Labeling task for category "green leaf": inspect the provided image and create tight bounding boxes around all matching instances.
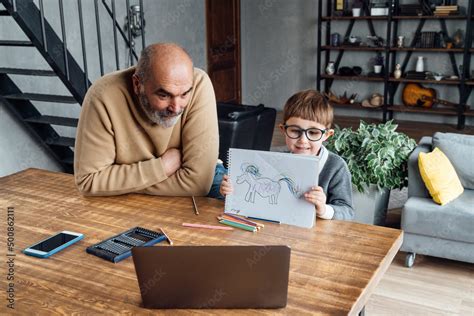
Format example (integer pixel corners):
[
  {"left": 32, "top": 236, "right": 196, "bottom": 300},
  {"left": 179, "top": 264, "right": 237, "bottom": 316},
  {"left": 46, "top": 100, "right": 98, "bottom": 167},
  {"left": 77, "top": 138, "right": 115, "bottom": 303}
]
[{"left": 326, "top": 120, "right": 416, "bottom": 190}]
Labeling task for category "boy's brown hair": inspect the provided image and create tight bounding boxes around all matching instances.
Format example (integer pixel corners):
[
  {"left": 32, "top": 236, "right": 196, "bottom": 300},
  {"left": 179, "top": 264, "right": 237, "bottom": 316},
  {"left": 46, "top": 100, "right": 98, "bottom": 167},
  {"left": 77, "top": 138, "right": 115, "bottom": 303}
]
[{"left": 283, "top": 89, "right": 333, "bottom": 128}]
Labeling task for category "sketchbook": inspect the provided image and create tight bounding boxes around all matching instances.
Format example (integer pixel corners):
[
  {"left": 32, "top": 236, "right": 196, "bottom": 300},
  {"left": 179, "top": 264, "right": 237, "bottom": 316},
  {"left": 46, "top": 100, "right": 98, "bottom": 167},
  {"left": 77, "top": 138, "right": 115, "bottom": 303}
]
[{"left": 224, "top": 148, "right": 319, "bottom": 228}]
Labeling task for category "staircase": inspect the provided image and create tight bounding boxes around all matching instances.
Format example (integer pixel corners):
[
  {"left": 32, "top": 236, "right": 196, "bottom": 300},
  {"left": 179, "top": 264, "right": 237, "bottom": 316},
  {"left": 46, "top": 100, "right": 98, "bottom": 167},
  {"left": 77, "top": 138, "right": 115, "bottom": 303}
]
[{"left": 0, "top": 0, "right": 144, "bottom": 173}]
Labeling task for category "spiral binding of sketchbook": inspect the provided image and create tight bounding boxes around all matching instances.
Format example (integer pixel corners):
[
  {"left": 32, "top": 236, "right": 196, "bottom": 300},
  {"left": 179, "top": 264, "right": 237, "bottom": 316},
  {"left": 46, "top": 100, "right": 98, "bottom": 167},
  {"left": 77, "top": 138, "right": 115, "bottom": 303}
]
[{"left": 224, "top": 148, "right": 319, "bottom": 228}]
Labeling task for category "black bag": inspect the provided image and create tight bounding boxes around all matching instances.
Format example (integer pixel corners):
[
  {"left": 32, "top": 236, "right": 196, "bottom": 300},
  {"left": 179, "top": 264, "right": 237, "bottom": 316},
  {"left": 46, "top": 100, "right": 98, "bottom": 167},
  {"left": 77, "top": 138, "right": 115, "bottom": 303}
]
[{"left": 217, "top": 102, "right": 276, "bottom": 168}]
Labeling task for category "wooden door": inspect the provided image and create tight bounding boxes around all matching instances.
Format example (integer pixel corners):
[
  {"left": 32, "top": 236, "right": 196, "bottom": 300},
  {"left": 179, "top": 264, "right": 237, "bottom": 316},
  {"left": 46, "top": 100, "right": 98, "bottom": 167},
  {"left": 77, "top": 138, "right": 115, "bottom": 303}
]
[{"left": 206, "top": 0, "right": 241, "bottom": 103}]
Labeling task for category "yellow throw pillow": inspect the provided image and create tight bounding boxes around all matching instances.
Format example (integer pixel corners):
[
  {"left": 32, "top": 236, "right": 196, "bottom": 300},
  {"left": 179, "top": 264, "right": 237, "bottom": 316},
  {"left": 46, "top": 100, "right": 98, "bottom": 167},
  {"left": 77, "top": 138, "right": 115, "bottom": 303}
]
[{"left": 418, "top": 147, "right": 464, "bottom": 205}]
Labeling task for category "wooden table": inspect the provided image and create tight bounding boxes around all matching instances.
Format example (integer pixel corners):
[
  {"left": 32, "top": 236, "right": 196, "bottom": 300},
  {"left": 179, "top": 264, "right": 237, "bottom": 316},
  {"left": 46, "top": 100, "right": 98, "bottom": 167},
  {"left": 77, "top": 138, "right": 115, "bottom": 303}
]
[{"left": 0, "top": 169, "right": 402, "bottom": 315}]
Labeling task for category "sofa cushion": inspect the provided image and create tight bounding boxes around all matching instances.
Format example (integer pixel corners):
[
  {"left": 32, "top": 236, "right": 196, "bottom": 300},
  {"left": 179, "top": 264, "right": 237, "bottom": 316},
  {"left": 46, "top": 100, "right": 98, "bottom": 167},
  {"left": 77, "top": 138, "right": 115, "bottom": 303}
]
[
  {"left": 402, "top": 189, "right": 474, "bottom": 243},
  {"left": 433, "top": 132, "right": 474, "bottom": 190},
  {"left": 418, "top": 147, "right": 464, "bottom": 205}
]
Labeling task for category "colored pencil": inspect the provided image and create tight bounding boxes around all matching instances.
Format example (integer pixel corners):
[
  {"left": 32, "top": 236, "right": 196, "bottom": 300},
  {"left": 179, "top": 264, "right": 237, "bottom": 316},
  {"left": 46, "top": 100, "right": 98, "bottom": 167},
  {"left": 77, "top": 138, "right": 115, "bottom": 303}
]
[
  {"left": 182, "top": 222, "right": 233, "bottom": 231},
  {"left": 218, "top": 219, "right": 257, "bottom": 232},
  {"left": 222, "top": 213, "right": 264, "bottom": 228},
  {"left": 159, "top": 228, "right": 174, "bottom": 245},
  {"left": 191, "top": 196, "right": 199, "bottom": 215},
  {"left": 219, "top": 215, "right": 262, "bottom": 231},
  {"left": 246, "top": 216, "right": 281, "bottom": 224},
  {"left": 217, "top": 216, "right": 260, "bottom": 230}
]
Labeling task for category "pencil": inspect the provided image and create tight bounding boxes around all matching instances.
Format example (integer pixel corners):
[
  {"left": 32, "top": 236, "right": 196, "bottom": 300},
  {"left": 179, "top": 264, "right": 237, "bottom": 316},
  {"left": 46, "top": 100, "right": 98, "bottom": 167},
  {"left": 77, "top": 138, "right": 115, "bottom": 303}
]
[
  {"left": 159, "top": 228, "right": 173, "bottom": 245},
  {"left": 192, "top": 196, "right": 199, "bottom": 215},
  {"left": 246, "top": 216, "right": 281, "bottom": 224},
  {"left": 222, "top": 213, "right": 264, "bottom": 228},
  {"left": 220, "top": 215, "right": 261, "bottom": 230},
  {"left": 218, "top": 219, "right": 257, "bottom": 232},
  {"left": 217, "top": 216, "right": 260, "bottom": 230}
]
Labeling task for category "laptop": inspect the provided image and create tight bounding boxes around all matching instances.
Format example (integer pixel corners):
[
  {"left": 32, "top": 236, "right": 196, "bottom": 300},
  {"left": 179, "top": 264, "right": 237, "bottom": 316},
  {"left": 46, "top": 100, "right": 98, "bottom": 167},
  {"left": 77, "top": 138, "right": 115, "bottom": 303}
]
[{"left": 132, "top": 245, "right": 291, "bottom": 309}]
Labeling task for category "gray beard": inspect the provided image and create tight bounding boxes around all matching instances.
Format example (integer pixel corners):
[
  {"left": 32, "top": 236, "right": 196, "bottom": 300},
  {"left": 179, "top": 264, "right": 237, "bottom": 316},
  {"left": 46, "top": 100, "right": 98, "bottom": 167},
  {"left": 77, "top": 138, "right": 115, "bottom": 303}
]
[{"left": 138, "top": 93, "right": 182, "bottom": 128}]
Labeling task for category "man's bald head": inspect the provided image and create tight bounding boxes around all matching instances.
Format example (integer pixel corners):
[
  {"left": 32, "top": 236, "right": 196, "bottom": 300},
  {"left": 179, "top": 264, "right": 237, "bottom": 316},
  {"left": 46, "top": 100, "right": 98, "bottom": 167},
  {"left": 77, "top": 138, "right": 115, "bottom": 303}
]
[
  {"left": 135, "top": 43, "right": 193, "bottom": 83},
  {"left": 132, "top": 43, "right": 195, "bottom": 127}
]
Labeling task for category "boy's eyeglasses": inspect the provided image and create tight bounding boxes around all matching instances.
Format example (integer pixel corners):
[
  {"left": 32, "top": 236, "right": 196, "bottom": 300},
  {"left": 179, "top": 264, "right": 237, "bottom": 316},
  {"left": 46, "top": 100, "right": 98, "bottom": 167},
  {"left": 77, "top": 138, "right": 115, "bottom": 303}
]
[{"left": 283, "top": 125, "right": 326, "bottom": 142}]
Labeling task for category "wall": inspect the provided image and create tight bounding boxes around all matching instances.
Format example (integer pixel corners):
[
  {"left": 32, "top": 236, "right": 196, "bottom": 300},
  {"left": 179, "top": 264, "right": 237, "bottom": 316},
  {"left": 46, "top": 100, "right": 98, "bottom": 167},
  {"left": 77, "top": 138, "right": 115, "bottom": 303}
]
[
  {"left": 0, "top": 0, "right": 206, "bottom": 176},
  {"left": 241, "top": 0, "right": 317, "bottom": 110}
]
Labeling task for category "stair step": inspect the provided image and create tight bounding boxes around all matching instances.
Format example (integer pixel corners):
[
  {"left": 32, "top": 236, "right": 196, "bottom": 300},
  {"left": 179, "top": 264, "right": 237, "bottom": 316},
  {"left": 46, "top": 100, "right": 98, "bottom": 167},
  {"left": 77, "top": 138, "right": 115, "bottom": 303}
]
[
  {"left": 0, "top": 67, "right": 56, "bottom": 76},
  {"left": 45, "top": 136, "right": 75, "bottom": 147},
  {"left": 4, "top": 93, "right": 76, "bottom": 103},
  {"left": 0, "top": 10, "right": 10, "bottom": 16},
  {"left": 24, "top": 115, "right": 78, "bottom": 127},
  {"left": 0, "top": 40, "right": 34, "bottom": 46}
]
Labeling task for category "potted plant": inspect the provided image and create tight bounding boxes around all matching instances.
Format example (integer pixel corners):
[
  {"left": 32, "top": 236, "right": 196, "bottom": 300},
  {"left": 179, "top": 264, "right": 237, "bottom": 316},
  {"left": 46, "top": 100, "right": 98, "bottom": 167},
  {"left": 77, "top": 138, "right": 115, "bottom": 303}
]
[
  {"left": 372, "top": 53, "right": 384, "bottom": 74},
  {"left": 352, "top": 0, "right": 363, "bottom": 16},
  {"left": 325, "top": 120, "right": 417, "bottom": 225}
]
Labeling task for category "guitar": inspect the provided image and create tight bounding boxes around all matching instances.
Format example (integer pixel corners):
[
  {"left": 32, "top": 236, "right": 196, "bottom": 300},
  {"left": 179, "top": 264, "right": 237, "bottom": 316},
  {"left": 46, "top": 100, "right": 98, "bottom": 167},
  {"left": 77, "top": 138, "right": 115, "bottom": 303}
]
[{"left": 402, "top": 83, "right": 457, "bottom": 108}]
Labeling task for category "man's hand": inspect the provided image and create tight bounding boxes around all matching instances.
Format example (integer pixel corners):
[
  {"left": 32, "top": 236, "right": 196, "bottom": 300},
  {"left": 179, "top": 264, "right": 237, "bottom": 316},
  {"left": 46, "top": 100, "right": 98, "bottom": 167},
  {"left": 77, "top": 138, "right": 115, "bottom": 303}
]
[
  {"left": 161, "top": 148, "right": 182, "bottom": 177},
  {"left": 304, "top": 186, "right": 327, "bottom": 216}
]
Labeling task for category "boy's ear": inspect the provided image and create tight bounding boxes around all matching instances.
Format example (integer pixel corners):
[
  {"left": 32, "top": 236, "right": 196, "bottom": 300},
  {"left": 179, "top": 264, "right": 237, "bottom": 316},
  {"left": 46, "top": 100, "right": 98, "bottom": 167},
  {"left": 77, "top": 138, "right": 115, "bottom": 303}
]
[
  {"left": 278, "top": 123, "right": 285, "bottom": 133},
  {"left": 325, "top": 129, "right": 335, "bottom": 139}
]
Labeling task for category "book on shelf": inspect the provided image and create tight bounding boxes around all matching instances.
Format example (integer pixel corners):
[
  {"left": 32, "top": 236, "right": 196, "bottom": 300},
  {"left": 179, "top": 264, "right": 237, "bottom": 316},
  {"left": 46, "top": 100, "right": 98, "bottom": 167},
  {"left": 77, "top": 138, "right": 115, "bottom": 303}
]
[
  {"left": 405, "top": 71, "right": 428, "bottom": 80},
  {"left": 435, "top": 6, "right": 458, "bottom": 10},
  {"left": 433, "top": 5, "right": 459, "bottom": 16}
]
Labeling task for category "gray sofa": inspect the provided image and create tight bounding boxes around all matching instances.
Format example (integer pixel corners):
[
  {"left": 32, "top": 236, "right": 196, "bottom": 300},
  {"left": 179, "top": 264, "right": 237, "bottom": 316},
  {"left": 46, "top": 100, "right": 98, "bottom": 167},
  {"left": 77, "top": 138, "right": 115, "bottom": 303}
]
[{"left": 401, "top": 132, "right": 474, "bottom": 267}]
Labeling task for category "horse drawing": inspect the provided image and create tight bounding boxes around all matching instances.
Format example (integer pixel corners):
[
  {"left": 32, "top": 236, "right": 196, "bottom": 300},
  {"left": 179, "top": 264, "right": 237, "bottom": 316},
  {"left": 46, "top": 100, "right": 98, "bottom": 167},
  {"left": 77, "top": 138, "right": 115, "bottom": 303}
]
[{"left": 236, "top": 163, "right": 300, "bottom": 204}]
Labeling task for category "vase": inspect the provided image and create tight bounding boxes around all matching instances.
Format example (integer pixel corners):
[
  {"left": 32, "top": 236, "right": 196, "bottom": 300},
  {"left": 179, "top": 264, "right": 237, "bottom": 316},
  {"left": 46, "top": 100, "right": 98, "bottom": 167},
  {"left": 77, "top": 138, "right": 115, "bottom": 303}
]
[
  {"left": 416, "top": 56, "right": 424, "bottom": 72},
  {"left": 326, "top": 61, "right": 335, "bottom": 75},
  {"left": 330, "top": 33, "right": 340, "bottom": 47},
  {"left": 394, "top": 63, "right": 402, "bottom": 79},
  {"left": 397, "top": 36, "right": 404, "bottom": 48}
]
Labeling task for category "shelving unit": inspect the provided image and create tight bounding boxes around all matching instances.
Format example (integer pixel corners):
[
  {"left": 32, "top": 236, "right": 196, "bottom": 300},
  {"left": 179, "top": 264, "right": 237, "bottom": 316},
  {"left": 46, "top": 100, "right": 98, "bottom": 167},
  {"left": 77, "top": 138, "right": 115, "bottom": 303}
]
[{"left": 316, "top": 0, "right": 473, "bottom": 129}]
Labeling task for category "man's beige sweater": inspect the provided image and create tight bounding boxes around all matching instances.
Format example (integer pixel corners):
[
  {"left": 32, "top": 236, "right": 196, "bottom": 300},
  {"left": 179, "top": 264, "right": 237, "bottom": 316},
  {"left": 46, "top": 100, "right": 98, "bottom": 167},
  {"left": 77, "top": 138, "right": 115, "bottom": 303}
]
[{"left": 74, "top": 67, "right": 218, "bottom": 196}]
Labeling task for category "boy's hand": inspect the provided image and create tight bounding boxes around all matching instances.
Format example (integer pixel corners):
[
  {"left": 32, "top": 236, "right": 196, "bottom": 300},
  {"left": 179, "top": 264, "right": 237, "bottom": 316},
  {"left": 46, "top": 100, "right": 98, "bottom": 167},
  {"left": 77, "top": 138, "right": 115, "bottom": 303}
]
[
  {"left": 304, "top": 186, "right": 327, "bottom": 216},
  {"left": 219, "top": 175, "right": 234, "bottom": 196}
]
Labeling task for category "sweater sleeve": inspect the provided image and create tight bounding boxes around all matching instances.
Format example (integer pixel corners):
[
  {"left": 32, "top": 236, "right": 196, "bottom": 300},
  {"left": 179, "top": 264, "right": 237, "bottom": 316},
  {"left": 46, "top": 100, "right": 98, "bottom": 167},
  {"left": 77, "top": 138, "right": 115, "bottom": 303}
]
[
  {"left": 139, "top": 71, "right": 219, "bottom": 196},
  {"left": 74, "top": 70, "right": 218, "bottom": 197},
  {"left": 74, "top": 84, "right": 168, "bottom": 196},
  {"left": 327, "top": 162, "right": 354, "bottom": 220}
]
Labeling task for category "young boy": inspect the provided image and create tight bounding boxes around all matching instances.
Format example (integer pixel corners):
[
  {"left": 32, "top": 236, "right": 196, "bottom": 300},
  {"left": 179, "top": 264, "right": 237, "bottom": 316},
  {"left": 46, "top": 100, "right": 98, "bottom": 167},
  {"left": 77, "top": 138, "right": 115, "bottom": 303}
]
[{"left": 219, "top": 89, "right": 354, "bottom": 220}]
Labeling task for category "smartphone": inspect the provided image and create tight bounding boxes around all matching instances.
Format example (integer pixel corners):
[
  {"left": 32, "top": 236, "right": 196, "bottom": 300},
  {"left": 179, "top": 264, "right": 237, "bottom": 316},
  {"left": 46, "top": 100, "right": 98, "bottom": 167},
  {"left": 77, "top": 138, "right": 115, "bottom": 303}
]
[{"left": 23, "top": 231, "right": 84, "bottom": 258}]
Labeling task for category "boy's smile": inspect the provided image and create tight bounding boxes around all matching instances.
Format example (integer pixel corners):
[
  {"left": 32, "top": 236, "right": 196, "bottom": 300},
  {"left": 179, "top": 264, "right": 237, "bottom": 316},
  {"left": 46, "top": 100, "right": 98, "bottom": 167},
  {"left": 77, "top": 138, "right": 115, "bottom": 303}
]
[{"left": 280, "top": 117, "right": 333, "bottom": 156}]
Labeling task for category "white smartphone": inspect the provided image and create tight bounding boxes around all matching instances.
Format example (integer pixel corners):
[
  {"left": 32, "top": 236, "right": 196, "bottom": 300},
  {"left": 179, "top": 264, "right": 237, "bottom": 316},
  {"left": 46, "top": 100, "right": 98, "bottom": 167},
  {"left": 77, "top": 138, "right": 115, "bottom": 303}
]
[{"left": 23, "top": 231, "right": 84, "bottom": 258}]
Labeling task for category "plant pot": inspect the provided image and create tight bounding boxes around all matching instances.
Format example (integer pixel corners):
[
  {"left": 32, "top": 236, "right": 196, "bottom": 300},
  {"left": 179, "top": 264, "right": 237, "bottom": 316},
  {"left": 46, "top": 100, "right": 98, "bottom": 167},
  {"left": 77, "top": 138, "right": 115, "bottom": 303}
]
[
  {"left": 374, "top": 65, "right": 383, "bottom": 74},
  {"left": 352, "top": 184, "right": 390, "bottom": 226}
]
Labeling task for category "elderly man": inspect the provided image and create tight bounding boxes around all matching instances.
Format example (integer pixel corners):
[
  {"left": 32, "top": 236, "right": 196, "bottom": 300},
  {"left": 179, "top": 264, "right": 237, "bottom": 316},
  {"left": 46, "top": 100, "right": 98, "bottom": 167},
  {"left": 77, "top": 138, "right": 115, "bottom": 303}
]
[{"left": 74, "top": 43, "right": 219, "bottom": 196}]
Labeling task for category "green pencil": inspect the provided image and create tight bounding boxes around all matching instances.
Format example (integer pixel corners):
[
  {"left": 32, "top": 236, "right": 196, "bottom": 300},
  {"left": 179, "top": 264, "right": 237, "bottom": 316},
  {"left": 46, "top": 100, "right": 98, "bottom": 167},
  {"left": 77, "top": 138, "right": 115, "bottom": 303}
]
[{"left": 219, "top": 219, "right": 257, "bottom": 232}]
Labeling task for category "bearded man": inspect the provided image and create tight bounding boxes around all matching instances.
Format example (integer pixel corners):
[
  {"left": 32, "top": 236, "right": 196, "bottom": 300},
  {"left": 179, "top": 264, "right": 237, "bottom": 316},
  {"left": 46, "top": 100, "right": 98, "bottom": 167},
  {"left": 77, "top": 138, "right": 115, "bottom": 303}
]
[{"left": 74, "top": 43, "right": 219, "bottom": 196}]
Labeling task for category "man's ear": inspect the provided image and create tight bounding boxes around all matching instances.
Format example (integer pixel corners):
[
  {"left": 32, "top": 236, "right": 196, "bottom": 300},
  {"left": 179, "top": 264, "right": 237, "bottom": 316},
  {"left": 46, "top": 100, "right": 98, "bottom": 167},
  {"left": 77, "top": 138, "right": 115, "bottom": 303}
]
[{"left": 132, "top": 74, "right": 141, "bottom": 95}]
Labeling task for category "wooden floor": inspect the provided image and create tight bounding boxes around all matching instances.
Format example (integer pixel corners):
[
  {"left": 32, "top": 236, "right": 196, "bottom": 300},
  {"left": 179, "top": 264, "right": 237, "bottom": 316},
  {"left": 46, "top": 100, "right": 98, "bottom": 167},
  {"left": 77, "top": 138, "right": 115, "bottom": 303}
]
[
  {"left": 366, "top": 252, "right": 474, "bottom": 315},
  {"left": 271, "top": 114, "right": 474, "bottom": 315}
]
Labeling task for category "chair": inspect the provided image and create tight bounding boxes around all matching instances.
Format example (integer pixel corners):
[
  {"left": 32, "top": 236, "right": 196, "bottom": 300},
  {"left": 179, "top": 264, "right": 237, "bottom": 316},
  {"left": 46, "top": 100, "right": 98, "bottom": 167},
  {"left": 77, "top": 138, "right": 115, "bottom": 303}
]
[{"left": 401, "top": 133, "right": 474, "bottom": 267}]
